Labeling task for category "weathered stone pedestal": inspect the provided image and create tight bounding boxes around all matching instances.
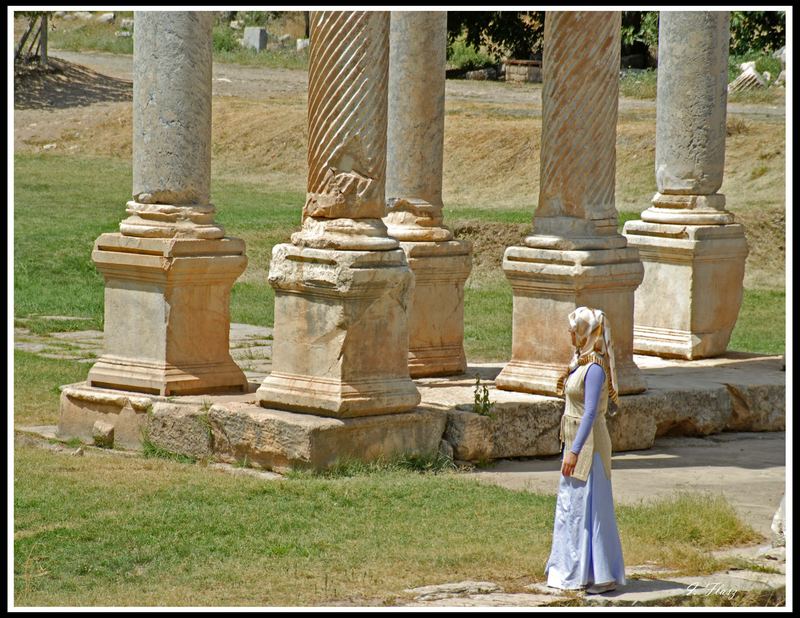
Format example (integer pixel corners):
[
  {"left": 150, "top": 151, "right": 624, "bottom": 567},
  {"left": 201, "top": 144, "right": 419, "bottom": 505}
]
[
  {"left": 256, "top": 243, "right": 421, "bottom": 417},
  {"left": 86, "top": 233, "right": 248, "bottom": 396},
  {"left": 623, "top": 12, "right": 748, "bottom": 360},
  {"left": 399, "top": 240, "right": 472, "bottom": 377},
  {"left": 624, "top": 221, "right": 748, "bottom": 359},
  {"left": 495, "top": 242, "right": 646, "bottom": 395}
]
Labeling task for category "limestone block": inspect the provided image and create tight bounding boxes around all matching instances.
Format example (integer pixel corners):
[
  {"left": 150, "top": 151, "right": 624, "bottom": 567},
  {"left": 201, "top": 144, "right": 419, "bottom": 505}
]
[
  {"left": 464, "top": 68, "right": 497, "bottom": 80},
  {"left": 617, "top": 385, "right": 732, "bottom": 443},
  {"left": 257, "top": 244, "right": 420, "bottom": 417},
  {"left": 406, "top": 581, "right": 502, "bottom": 602},
  {"left": 207, "top": 402, "right": 446, "bottom": 472},
  {"left": 401, "top": 240, "right": 472, "bottom": 377},
  {"left": 656, "top": 12, "right": 729, "bottom": 195},
  {"left": 92, "top": 420, "right": 115, "bottom": 448},
  {"left": 438, "top": 439, "right": 454, "bottom": 460},
  {"left": 242, "top": 27, "right": 267, "bottom": 51},
  {"left": 145, "top": 403, "right": 214, "bottom": 459},
  {"left": 58, "top": 383, "right": 152, "bottom": 449},
  {"left": 87, "top": 234, "right": 249, "bottom": 395},
  {"left": 444, "top": 399, "right": 563, "bottom": 461},
  {"left": 503, "top": 60, "right": 542, "bottom": 83},
  {"left": 495, "top": 243, "right": 646, "bottom": 396},
  {"left": 623, "top": 221, "right": 748, "bottom": 359},
  {"left": 97, "top": 12, "right": 115, "bottom": 24},
  {"left": 726, "top": 383, "right": 785, "bottom": 432}
]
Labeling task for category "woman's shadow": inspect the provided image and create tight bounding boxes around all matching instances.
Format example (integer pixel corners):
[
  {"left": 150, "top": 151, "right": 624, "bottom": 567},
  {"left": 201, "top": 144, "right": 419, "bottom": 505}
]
[{"left": 14, "top": 57, "right": 132, "bottom": 110}]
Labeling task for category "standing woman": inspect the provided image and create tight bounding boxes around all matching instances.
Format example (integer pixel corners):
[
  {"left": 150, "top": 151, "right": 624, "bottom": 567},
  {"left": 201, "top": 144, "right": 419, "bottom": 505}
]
[{"left": 544, "top": 306, "right": 626, "bottom": 594}]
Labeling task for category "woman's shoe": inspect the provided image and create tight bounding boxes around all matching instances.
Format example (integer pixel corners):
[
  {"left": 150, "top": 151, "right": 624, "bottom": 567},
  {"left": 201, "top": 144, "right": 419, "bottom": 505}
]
[{"left": 586, "top": 581, "right": 617, "bottom": 594}]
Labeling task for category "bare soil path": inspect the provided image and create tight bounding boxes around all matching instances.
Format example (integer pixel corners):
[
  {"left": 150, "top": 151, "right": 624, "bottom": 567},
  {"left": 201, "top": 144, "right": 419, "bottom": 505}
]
[{"left": 40, "top": 49, "right": 787, "bottom": 119}]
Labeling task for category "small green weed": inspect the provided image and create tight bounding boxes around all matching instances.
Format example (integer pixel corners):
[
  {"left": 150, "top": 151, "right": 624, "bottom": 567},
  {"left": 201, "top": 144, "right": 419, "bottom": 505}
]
[{"left": 473, "top": 374, "right": 495, "bottom": 418}]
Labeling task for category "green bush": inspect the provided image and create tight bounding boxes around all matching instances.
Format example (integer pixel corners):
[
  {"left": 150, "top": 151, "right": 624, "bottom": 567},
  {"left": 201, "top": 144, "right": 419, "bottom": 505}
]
[
  {"left": 212, "top": 25, "right": 239, "bottom": 53},
  {"left": 447, "top": 38, "right": 496, "bottom": 72}
]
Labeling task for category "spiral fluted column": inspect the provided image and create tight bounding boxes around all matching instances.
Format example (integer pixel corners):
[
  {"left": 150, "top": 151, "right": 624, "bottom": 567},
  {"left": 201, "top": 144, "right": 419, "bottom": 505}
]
[
  {"left": 258, "top": 10, "right": 420, "bottom": 417},
  {"left": 496, "top": 11, "right": 646, "bottom": 397},
  {"left": 532, "top": 12, "right": 620, "bottom": 244},
  {"left": 292, "top": 11, "right": 396, "bottom": 251}
]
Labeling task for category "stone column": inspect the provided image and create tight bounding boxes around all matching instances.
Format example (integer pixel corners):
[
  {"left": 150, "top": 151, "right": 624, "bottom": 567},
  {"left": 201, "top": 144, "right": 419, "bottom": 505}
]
[
  {"left": 86, "top": 11, "right": 248, "bottom": 395},
  {"left": 623, "top": 12, "right": 748, "bottom": 359},
  {"left": 496, "top": 11, "right": 646, "bottom": 396},
  {"left": 256, "top": 11, "right": 421, "bottom": 417},
  {"left": 384, "top": 11, "right": 472, "bottom": 378}
]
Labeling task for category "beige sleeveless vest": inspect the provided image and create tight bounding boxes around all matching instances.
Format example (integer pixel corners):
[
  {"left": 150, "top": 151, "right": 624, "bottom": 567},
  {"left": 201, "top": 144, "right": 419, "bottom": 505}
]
[{"left": 559, "top": 362, "right": 613, "bottom": 482}]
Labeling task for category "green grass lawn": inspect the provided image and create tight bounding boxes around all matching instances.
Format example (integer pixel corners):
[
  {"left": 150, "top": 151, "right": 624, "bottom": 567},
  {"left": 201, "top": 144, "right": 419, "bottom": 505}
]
[
  {"left": 13, "top": 443, "right": 759, "bottom": 606},
  {"left": 14, "top": 154, "right": 785, "bottom": 360}
]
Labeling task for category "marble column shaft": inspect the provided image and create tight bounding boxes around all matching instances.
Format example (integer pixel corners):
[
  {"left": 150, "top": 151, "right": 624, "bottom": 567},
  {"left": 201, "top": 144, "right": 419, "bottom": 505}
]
[
  {"left": 258, "top": 11, "right": 420, "bottom": 416},
  {"left": 496, "top": 11, "right": 646, "bottom": 396},
  {"left": 122, "top": 11, "right": 224, "bottom": 239},
  {"left": 86, "top": 11, "right": 247, "bottom": 396},
  {"left": 623, "top": 11, "right": 749, "bottom": 359},
  {"left": 384, "top": 11, "right": 472, "bottom": 377},
  {"left": 292, "top": 11, "right": 397, "bottom": 251}
]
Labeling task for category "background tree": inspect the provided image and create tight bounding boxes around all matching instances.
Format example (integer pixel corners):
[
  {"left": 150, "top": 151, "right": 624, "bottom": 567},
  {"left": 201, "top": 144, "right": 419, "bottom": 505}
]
[
  {"left": 15, "top": 11, "right": 49, "bottom": 66},
  {"left": 447, "top": 11, "right": 544, "bottom": 60},
  {"left": 729, "top": 11, "right": 785, "bottom": 54},
  {"left": 447, "top": 10, "right": 785, "bottom": 66}
]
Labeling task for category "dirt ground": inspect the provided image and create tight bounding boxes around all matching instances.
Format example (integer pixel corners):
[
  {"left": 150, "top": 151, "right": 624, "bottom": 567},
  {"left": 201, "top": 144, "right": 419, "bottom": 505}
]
[{"left": 13, "top": 49, "right": 787, "bottom": 289}]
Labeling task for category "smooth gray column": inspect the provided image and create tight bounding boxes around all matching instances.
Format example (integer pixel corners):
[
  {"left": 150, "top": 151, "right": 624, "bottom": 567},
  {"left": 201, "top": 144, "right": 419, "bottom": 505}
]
[
  {"left": 386, "top": 11, "right": 446, "bottom": 212},
  {"left": 655, "top": 11, "right": 730, "bottom": 197},
  {"left": 123, "top": 11, "right": 222, "bottom": 238}
]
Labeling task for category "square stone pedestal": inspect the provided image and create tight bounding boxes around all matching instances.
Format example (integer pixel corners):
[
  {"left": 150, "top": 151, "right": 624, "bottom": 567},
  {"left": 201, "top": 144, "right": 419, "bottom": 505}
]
[
  {"left": 495, "top": 244, "right": 647, "bottom": 396},
  {"left": 401, "top": 240, "right": 472, "bottom": 378},
  {"left": 257, "top": 244, "right": 421, "bottom": 417},
  {"left": 623, "top": 221, "right": 749, "bottom": 359},
  {"left": 87, "top": 233, "right": 249, "bottom": 396}
]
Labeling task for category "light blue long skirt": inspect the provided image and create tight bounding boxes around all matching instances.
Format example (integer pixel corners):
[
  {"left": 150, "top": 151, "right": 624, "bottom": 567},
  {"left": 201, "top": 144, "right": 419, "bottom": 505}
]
[{"left": 544, "top": 451, "right": 626, "bottom": 590}]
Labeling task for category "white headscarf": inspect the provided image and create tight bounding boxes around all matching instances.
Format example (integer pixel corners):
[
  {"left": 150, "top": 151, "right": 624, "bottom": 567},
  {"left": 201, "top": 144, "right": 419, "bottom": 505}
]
[{"left": 563, "top": 306, "right": 619, "bottom": 410}]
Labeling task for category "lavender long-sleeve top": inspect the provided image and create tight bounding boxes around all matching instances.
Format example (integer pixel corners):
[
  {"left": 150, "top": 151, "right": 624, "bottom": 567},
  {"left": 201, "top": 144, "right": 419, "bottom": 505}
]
[{"left": 569, "top": 363, "right": 606, "bottom": 455}]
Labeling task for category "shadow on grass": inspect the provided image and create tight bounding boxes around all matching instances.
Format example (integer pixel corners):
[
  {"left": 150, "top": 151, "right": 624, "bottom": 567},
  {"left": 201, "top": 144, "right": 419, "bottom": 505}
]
[{"left": 14, "top": 57, "right": 131, "bottom": 110}]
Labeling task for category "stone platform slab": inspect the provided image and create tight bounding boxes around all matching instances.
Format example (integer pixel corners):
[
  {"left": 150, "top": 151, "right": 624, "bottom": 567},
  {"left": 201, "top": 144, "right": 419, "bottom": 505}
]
[
  {"left": 54, "top": 352, "right": 783, "bottom": 473},
  {"left": 57, "top": 380, "right": 446, "bottom": 473},
  {"left": 418, "top": 353, "right": 784, "bottom": 461}
]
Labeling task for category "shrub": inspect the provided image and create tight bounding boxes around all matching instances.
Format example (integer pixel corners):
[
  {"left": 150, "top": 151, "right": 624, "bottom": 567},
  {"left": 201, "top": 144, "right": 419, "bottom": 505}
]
[
  {"left": 447, "top": 38, "right": 496, "bottom": 72},
  {"left": 212, "top": 25, "right": 239, "bottom": 53}
]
